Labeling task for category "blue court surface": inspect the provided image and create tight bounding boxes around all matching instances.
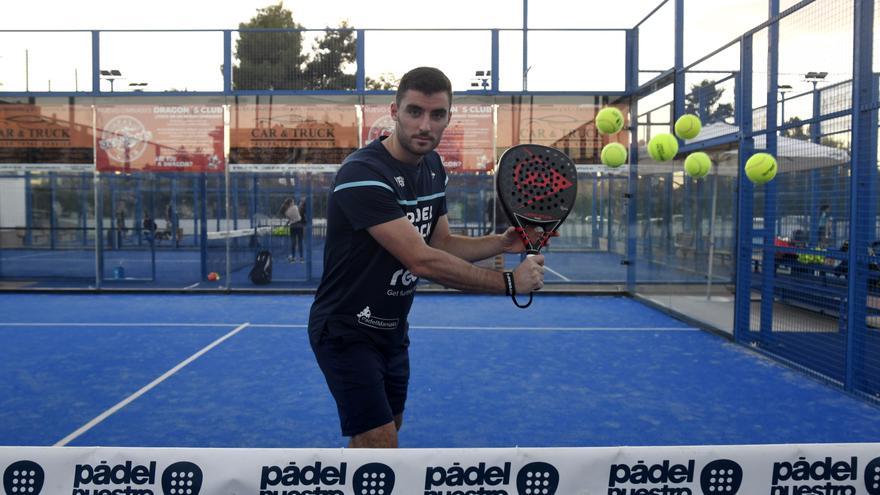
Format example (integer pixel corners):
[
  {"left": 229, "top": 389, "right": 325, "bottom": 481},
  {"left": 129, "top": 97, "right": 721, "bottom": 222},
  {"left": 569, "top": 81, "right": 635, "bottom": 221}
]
[{"left": 1, "top": 293, "right": 878, "bottom": 448}]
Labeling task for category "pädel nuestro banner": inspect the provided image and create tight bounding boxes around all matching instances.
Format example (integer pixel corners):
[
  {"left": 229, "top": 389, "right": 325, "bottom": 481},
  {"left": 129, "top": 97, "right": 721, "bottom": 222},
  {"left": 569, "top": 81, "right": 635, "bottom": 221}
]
[
  {"left": 0, "top": 103, "right": 94, "bottom": 167},
  {"left": 362, "top": 103, "right": 494, "bottom": 173},
  {"left": 95, "top": 105, "right": 225, "bottom": 173},
  {"left": 2, "top": 443, "right": 879, "bottom": 494}
]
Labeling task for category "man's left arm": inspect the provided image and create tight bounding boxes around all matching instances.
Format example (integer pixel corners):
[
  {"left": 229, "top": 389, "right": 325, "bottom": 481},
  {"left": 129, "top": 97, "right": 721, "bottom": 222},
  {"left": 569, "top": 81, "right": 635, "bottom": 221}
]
[{"left": 429, "top": 215, "right": 525, "bottom": 261}]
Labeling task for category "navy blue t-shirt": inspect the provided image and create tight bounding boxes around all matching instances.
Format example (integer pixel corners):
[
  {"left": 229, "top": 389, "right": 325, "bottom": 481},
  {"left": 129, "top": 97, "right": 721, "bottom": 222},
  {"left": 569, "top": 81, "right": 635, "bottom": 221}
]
[{"left": 308, "top": 137, "right": 448, "bottom": 349}]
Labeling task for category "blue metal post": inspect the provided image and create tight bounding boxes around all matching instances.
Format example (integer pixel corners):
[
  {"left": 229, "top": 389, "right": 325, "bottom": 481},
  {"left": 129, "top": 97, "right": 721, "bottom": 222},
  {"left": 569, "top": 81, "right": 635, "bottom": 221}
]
[
  {"left": 625, "top": 25, "right": 640, "bottom": 290},
  {"left": 808, "top": 87, "right": 822, "bottom": 245},
  {"left": 734, "top": 36, "right": 755, "bottom": 344},
  {"left": 673, "top": 0, "right": 685, "bottom": 120},
  {"left": 356, "top": 29, "right": 365, "bottom": 92},
  {"left": 80, "top": 174, "right": 88, "bottom": 246},
  {"left": 91, "top": 31, "right": 100, "bottom": 93},
  {"left": 199, "top": 173, "right": 208, "bottom": 280},
  {"left": 759, "top": 0, "right": 781, "bottom": 336},
  {"left": 223, "top": 30, "right": 232, "bottom": 93},
  {"left": 844, "top": 0, "right": 875, "bottom": 393},
  {"left": 49, "top": 172, "right": 57, "bottom": 250},
  {"left": 592, "top": 176, "right": 599, "bottom": 249},
  {"left": 491, "top": 29, "right": 499, "bottom": 91}
]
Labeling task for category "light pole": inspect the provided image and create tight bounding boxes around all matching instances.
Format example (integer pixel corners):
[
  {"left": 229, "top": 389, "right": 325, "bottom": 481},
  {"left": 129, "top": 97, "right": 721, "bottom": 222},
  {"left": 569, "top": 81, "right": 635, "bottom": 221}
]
[
  {"left": 804, "top": 71, "right": 828, "bottom": 92},
  {"left": 778, "top": 84, "right": 792, "bottom": 124},
  {"left": 100, "top": 69, "right": 123, "bottom": 92}
]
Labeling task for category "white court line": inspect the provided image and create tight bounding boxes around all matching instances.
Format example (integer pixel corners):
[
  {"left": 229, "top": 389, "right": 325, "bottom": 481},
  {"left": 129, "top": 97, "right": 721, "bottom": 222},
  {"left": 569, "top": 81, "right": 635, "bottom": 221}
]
[
  {"left": 544, "top": 264, "right": 571, "bottom": 282},
  {"left": 54, "top": 322, "right": 250, "bottom": 447},
  {"left": 2, "top": 322, "right": 695, "bottom": 332}
]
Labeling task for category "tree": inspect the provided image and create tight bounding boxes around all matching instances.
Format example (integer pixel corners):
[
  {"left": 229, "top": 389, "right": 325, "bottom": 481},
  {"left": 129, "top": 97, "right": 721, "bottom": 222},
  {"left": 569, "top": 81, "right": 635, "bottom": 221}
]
[
  {"left": 302, "top": 21, "right": 357, "bottom": 90},
  {"left": 233, "top": 3, "right": 363, "bottom": 91},
  {"left": 234, "top": 3, "right": 306, "bottom": 90},
  {"left": 366, "top": 73, "right": 399, "bottom": 90},
  {"left": 684, "top": 80, "right": 734, "bottom": 123},
  {"left": 782, "top": 117, "right": 809, "bottom": 140}
]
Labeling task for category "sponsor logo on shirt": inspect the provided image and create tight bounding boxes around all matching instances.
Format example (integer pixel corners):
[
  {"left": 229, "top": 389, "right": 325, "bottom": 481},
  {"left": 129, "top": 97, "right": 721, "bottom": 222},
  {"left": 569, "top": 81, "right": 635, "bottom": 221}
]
[{"left": 356, "top": 306, "right": 399, "bottom": 330}]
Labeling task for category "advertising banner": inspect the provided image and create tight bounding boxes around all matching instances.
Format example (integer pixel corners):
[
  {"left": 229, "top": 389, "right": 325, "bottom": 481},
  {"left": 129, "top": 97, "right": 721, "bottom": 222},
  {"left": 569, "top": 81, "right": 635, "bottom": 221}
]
[
  {"left": 2, "top": 443, "right": 879, "bottom": 495},
  {"left": 362, "top": 103, "right": 494, "bottom": 173},
  {"left": 229, "top": 103, "right": 358, "bottom": 170},
  {"left": 0, "top": 103, "right": 94, "bottom": 167},
  {"left": 95, "top": 105, "right": 225, "bottom": 173}
]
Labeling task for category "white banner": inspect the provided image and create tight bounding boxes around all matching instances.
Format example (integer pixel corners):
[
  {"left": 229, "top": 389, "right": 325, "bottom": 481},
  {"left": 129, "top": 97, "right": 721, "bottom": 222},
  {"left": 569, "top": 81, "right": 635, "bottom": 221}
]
[
  {"left": 229, "top": 164, "right": 340, "bottom": 174},
  {"left": 0, "top": 163, "right": 95, "bottom": 173},
  {"left": 2, "top": 443, "right": 879, "bottom": 495}
]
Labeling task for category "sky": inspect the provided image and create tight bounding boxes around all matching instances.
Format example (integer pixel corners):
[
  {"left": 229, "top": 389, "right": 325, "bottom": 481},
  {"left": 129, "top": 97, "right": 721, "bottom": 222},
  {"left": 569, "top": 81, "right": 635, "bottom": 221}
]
[{"left": 0, "top": 0, "right": 860, "bottom": 103}]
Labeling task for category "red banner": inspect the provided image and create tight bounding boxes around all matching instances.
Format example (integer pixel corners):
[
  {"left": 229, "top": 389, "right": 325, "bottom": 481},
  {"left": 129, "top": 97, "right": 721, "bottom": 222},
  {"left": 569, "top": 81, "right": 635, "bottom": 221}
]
[
  {"left": 362, "top": 103, "right": 494, "bottom": 173},
  {"left": 96, "top": 105, "right": 225, "bottom": 173}
]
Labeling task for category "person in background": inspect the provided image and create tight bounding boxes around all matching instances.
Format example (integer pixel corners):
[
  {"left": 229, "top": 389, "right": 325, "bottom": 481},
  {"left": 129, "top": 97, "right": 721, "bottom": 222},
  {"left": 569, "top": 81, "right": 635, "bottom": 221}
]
[{"left": 280, "top": 197, "right": 303, "bottom": 262}]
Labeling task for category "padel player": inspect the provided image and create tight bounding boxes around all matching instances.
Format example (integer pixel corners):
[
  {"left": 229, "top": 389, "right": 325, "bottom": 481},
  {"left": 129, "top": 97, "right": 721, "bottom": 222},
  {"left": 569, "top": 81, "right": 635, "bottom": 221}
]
[{"left": 308, "top": 66, "right": 545, "bottom": 448}]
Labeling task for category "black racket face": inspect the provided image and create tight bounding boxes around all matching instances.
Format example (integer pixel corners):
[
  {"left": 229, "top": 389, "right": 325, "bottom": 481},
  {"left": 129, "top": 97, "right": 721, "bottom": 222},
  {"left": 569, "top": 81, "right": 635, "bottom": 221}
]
[{"left": 496, "top": 144, "right": 577, "bottom": 226}]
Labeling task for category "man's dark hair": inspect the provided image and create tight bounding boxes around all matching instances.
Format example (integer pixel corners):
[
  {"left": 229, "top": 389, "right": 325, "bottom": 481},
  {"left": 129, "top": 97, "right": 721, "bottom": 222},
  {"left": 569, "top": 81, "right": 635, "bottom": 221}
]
[{"left": 395, "top": 67, "right": 452, "bottom": 106}]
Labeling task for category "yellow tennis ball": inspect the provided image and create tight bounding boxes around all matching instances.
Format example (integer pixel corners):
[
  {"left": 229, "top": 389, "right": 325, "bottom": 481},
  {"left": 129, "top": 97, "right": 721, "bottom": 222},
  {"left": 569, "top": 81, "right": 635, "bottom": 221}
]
[
  {"left": 674, "top": 114, "right": 702, "bottom": 140},
  {"left": 647, "top": 133, "right": 679, "bottom": 162},
  {"left": 600, "top": 143, "right": 628, "bottom": 168},
  {"left": 745, "top": 152, "right": 778, "bottom": 184},
  {"left": 684, "top": 152, "right": 712, "bottom": 178},
  {"left": 596, "top": 107, "right": 625, "bottom": 135}
]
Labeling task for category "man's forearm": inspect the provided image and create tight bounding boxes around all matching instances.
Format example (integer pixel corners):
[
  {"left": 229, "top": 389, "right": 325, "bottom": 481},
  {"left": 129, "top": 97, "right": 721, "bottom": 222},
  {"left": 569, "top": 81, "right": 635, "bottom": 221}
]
[
  {"left": 432, "top": 233, "right": 507, "bottom": 262},
  {"left": 411, "top": 246, "right": 507, "bottom": 293}
]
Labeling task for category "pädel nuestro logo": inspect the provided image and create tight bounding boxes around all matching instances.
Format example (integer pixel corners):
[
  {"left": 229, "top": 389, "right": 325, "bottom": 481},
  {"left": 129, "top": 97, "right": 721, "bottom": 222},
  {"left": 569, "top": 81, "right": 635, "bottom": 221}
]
[
  {"left": 161, "top": 462, "right": 203, "bottom": 495},
  {"left": 771, "top": 456, "right": 858, "bottom": 494},
  {"left": 4, "top": 460, "right": 44, "bottom": 495},
  {"left": 353, "top": 463, "right": 395, "bottom": 495},
  {"left": 68, "top": 459, "right": 201, "bottom": 495},
  {"left": 424, "top": 461, "right": 559, "bottom": 495},
  {"left": 516, "top": 462, "right": 559, "bottom": 495},
  {"left": 699, "top": 459, "right": 742, "bottom": 495},
  {"left": 865, "top": 456, "right": 880, "bottom": 495},
  {"left": 608, "top": 458, "right": 743, "bottom": 495}
]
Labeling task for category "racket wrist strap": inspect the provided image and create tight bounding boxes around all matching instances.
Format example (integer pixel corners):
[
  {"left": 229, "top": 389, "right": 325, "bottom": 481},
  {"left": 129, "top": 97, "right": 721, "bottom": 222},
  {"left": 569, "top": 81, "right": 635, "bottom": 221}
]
[
  {"left": 503, "top": 271, "right": 515, "bottom": 297},
  {"left": 503, "top": 271, "right": 533, "bottom": 309}
]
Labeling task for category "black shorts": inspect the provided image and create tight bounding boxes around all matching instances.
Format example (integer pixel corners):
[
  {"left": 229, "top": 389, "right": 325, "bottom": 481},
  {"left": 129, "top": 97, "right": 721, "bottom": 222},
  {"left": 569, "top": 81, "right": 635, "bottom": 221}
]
[{"left": 311, "top": 327, "right": 410, "bottom": 437}]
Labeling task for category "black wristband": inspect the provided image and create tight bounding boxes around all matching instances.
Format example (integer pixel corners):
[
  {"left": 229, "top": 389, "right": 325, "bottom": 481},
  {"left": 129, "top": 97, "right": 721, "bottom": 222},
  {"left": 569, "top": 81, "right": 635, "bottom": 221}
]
[{"left": 503, "top": 271, "right": 515, "bottom": 296}]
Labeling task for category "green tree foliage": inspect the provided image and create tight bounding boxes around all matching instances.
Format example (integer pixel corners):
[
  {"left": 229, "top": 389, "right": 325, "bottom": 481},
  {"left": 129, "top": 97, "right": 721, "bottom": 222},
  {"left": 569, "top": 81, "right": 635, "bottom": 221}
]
[
  {"left": 234, "top": 3, "right": 358, "bottom": 90},
  {"left": 302, "top": 21, "right": 356, "bottom": 90},
  {"left": 366, "top": 73, "right": 399, "bottom": 90},
  {"left": 685, "top": 80, "right": 734, "bottom": 123}
]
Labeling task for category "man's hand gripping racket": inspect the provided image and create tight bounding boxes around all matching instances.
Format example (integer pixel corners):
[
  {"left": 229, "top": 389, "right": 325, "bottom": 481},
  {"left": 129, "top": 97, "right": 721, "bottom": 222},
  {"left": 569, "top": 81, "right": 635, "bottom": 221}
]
[{"left": 496, "top": 144, "right": 577, "bottom": 308}]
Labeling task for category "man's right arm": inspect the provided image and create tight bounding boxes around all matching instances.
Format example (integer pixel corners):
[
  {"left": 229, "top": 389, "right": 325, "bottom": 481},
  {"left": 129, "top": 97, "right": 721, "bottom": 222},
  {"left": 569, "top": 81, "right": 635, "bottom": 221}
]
[{"left": 368, "top": 217, "right": 544, "bottom": 294}]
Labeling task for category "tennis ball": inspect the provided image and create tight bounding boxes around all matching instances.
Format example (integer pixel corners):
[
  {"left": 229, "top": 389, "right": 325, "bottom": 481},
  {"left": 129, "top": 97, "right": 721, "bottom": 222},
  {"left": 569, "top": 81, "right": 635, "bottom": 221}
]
[
  {"left": 684, "top": 152, "right": 712, "bottom": 178},
  {"left": 674, "top": 114, "right": 702, "bottom": 140},
  {"left": 596, "top": 107, "right": 625, "bottom": 135},
  {"left": 647, "top": 133, "right": 679, "bottom": 162},
  {"left": 600, "top": 142, "right": 628, "bottom": 168},
  {"left": 745, "top": 152, "right": 778, "bottom": 184}
]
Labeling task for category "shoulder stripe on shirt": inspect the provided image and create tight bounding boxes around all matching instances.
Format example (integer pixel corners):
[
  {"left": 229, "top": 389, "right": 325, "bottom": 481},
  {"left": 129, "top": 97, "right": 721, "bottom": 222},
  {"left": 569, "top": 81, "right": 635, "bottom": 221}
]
[
  {"left": 334, "top": 181, "right": 446, "bottom": 205},
  {"left": 333, "top": 180, "right": 394, "bottom": 193}
]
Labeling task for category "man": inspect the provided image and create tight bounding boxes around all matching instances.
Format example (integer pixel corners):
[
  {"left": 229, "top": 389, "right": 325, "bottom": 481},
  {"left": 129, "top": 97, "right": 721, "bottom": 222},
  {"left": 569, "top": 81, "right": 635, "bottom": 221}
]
[{"left": 308, "top": 66, "right": 545, "bottom": 448}]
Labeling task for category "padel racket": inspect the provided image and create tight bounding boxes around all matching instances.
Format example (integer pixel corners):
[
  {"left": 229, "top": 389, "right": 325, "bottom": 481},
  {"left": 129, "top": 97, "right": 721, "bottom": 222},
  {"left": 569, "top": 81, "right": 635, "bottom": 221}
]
[{"left": 496, "top": 144, "right": 578, "bottom": 308}]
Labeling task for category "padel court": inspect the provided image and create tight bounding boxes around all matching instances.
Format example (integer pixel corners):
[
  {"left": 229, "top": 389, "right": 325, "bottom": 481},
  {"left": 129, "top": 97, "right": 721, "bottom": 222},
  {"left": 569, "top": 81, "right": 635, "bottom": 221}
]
[{"left": 2, "top": 293, "right": 878, "bottom": 448}]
